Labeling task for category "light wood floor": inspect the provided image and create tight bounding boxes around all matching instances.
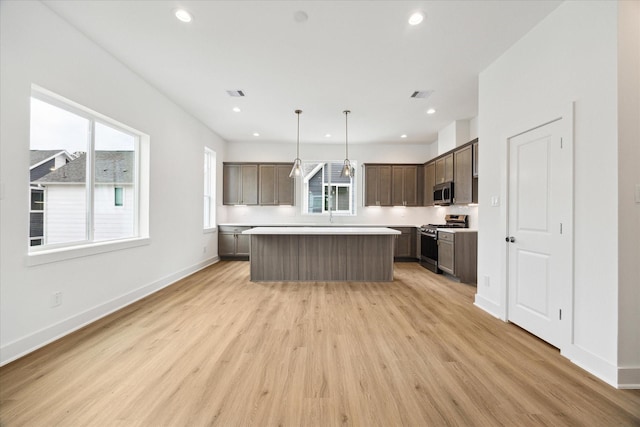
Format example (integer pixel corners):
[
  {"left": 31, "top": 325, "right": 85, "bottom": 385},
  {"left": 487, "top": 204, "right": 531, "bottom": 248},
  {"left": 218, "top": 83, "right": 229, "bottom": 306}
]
[{"left": 1, "top": 262, "right": 639, "bottom": 426}]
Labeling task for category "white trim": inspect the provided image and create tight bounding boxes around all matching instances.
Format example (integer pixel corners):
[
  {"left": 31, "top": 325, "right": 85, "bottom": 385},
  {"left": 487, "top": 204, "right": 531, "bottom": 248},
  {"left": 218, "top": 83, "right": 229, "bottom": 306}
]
[
  {"left": 26, "top": 237, "right": 151, "bottom": 266},
  {"left": 1, "top": 256, "right": 220, "bottom": 366}
]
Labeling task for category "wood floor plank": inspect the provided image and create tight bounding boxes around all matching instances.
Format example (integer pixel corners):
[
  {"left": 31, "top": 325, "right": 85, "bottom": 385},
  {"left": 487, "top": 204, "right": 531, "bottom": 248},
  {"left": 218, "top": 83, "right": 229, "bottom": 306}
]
[{"left": 1, "top": 261, "right": 639, "bottom": 426}]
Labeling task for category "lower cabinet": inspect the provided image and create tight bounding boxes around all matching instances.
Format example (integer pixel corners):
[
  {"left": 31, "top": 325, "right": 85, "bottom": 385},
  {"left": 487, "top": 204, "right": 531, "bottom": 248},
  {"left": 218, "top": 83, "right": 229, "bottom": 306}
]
[
  {"left": 219, "top": 226, "right": 251, "bottom": 260},
  {"left": 392, "top": 227, "right": 417, "bottom": 261},
  {"left": 437, "top": 230, "right": 477, "bottom": 284}
]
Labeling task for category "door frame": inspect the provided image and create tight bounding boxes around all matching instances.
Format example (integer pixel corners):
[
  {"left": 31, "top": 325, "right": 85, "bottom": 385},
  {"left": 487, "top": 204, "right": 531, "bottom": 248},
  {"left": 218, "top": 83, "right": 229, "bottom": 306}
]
[{"left": 502, "top": 102, "right": 575, "bottom": 353}]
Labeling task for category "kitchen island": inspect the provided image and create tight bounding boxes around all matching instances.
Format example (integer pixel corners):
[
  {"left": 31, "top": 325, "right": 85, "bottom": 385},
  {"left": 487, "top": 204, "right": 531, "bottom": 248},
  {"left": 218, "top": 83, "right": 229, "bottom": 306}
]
[{"left": 242, "top": 227, "right": 401, "bottom": 282}]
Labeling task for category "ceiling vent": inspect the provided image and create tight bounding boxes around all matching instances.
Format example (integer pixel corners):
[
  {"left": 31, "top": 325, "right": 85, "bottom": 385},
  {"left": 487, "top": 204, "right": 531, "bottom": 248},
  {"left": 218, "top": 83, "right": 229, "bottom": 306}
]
[
  {"left": 410, "top": 90, "right": 434, "bottom": 99},
  {"left": 226, "top": 90, "right": 245, "bottom": 97}
]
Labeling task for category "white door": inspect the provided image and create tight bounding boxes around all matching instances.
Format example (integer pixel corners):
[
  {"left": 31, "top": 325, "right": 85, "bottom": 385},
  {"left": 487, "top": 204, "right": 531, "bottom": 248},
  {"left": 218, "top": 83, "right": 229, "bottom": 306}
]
[{"left": 507, "top": 119, "right": 571, "bottom": 349}]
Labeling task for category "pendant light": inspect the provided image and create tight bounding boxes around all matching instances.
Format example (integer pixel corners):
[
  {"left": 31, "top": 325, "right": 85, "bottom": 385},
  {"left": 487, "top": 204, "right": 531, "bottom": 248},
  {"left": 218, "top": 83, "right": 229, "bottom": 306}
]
[
  {"left": 340, "top": 109, "right": 353, "bottom": 177},
  {"left": 289, "top": 109, "right": 303, "bottom": 178}
]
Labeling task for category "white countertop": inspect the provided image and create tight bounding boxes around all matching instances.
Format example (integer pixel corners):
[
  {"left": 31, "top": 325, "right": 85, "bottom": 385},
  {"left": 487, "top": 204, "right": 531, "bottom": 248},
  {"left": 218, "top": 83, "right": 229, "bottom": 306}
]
[
  {"left": 243, "top": 227, "right": 401, "bottom": 235},
  {"left": 437, "top": 228, "right": 478, "bottom": 233},
  {"left": 220, "top": 223, "right": 418, "bottom": 228}
]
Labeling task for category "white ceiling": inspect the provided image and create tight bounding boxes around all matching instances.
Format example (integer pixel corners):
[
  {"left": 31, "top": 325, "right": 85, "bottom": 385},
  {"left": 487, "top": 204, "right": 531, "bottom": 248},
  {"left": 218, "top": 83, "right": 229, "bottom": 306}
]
[{"left": 42, "top": 0, "right": 562, "bottom": 146}]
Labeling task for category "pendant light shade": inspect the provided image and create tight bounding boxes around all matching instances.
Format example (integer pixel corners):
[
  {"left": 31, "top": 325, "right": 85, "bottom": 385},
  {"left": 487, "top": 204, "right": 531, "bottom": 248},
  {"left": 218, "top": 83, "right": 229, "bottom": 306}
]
[
  {"left": 289, "top": 109, "right": 303, "bottom": 178},
  {"left": 340, "top": 110, "right": 353, "bottom": 177}
]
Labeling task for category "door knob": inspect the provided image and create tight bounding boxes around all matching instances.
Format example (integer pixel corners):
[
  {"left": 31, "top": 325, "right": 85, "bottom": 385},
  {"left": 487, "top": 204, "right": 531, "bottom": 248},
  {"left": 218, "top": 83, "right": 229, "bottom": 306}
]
[{"left": 505, "top": 236, "right": 515, "bottom": 243}]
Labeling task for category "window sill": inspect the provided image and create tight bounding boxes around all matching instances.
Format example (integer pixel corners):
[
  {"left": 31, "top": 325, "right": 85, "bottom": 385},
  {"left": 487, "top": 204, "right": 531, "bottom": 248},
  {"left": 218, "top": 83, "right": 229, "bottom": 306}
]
[{"left": 26, "top": 237, "right": 151, "bottom": 267}]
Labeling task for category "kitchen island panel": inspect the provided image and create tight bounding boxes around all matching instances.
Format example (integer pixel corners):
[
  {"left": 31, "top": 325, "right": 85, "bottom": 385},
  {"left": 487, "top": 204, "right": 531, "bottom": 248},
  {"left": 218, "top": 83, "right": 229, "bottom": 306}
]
[
  {"left": 249, "top": 235, "right": 299, "bottom": 281},
  {"left": 346, "top": 235, "right": 395, "bottom": 281}
]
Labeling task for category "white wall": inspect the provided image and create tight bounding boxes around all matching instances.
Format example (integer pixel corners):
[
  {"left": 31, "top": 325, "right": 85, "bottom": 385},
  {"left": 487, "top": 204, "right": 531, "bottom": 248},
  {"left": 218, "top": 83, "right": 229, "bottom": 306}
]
[
  {"left": 617, "top": 0, "right": 640, "bottom": 387},
  {"left": 0, "top": 1, "right": 226, "bottom": 365},
  {"left": 221, "top": 141, "right": 478, "bottom": 229},
  {"left": 476, "top": 0, "right": 637, "bottom": 387}
]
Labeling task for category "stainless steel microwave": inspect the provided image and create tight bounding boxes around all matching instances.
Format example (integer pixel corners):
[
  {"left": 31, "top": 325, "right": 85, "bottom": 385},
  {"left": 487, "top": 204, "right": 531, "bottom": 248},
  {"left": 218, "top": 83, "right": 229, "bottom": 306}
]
[{"left": 434, "top": 182, "right": 454, "bottom": 206}]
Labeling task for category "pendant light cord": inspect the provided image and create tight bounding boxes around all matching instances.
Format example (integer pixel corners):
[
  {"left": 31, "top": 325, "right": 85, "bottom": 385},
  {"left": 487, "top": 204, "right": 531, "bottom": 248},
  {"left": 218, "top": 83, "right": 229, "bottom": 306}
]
[{"left": 344, "top": 110, "right": 350, "bottom": 159}]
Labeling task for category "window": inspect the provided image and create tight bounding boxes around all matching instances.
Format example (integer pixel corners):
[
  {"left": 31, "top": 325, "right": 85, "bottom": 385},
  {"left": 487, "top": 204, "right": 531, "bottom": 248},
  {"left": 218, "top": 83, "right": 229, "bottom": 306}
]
[
  {"left": 114, "top": 187, "right": 124, "bottom": 207},
  {"left": 302, "top": 161, "right": 356, "bottom": 215},
  {"left": 29, "top": 88, "right": 144, "bottom": 251},
  {"left": 204, "top": 147, "right": 216, "bottom": 229}
]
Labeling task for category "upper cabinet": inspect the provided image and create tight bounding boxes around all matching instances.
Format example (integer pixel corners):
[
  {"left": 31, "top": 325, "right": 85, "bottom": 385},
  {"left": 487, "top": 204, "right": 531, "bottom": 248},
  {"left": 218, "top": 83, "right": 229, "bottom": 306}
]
[
  {"left": 424, "top": 162, "right": 435, "bottom": 206},
  {"left": 223, "top": 163, "right": 258, "bottom": 205},
  {"left": 391, "top": 165, "right": 420, "bottom": 206},
  {"left": 435, "top": 154, "right": 454, "bottom": 184},
  {"left": 224, "top": 162, "right": 294, "bottom": 206},
  {"left": 472, "top": 141, "right": 479, "bottom": 178},
  {"left": 259, "top": 164, "right": 294, "bottom": 205},
  {"left": 364, "top": 165, "right": 392, "bottom": 206},
  {"left": 453, "top": 145, "right": 473, "bottom": 205}
]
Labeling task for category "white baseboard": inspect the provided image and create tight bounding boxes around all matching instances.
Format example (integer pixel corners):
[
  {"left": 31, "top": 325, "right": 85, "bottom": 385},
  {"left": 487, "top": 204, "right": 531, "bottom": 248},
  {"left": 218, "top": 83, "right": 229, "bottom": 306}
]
[
  {"left": 0, "top": 256, "right": 219, "bottom": 366},
  {"left": 473, "top": 294, "right": 506, "bottom": 321},
  {"left": 562, "top": 344, "right": 619, "bottom": 388}
]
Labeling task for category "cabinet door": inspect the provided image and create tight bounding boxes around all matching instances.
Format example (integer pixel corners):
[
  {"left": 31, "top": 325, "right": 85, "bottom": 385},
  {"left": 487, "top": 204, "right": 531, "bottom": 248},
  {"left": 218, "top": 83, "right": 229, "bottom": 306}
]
[
  {"left": 438, "top": 239, "right": 454, "bottom": 274},
  {"left": 236, "top": 234, "right": 250, "bottom": 256},
  {"left": 454, "top": 146, "right": 472, "bottom": 204},
  {"left": 391, "top": 166, "right": 418, "bottom": 206},
  {"left": 435, "top": 157, "right": 446, "bottom": 184},
  {"left": 365, "top": 165, "right": 391, "bottom": 206},
  {"left": 444, "top": 154, "right": 454, "bottom": 182},
  {"left": 365, "top": 165, "right": 379, "bottom": 206},
  {"left": 378, "top": 166, "right": 392, "bottom": 206},
  {"left": 424, "top": 162, "right": 435, "bottom": 206},
  {"left": 391, "top": 166, "right": 405, "bottom": 206},
  {"left": 395, "top": 233, "right": 412, "bottom": 258},
  {"left": 223, "top": 164, "right": 241, "bottom": 205},
  {"left": 403, "top": 166, "right": 418, "bottom": 206},
  {"left": 259, "top": 165, "right": 276, "bottom": 205},
  {"left": 219, "top": 233, "right": 236, "bottom": 256},
  {"left": 241, "top": 165, "right": 258, "bottom": 205},
  {"left": 276, "top": 164, "right": 294, "bottom": 205},
  {"left": 472, "top": 142, "right": 479, "bottom": 178}
]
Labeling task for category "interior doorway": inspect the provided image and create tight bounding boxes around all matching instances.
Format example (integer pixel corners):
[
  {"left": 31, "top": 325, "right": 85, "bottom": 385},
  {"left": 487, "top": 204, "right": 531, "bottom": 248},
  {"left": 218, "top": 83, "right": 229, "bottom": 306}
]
[{"left": 506, "top": 118, "right": 572, "bottom": 349}]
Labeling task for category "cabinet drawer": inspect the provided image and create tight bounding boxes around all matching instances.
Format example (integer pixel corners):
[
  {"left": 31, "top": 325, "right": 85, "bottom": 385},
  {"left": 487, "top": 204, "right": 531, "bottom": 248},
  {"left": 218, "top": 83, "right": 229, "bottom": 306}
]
[{"left": 438, "top": 231, "right": 454, "bottom": 242}]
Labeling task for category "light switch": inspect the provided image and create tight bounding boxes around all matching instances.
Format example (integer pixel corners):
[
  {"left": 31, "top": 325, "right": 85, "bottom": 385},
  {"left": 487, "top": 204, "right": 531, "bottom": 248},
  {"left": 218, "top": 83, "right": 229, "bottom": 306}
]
[{"left": 490, "top": 196, "right": 500, "bottom": 207}]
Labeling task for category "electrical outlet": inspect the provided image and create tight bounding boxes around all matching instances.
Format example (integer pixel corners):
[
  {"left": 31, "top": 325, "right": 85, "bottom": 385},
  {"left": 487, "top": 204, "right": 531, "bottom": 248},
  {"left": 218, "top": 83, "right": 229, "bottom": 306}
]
[
  {"left": 51, "top": 291, "right": 62, "bottom": 307},
  {"left": 203, "top": 246, "right": 207, "bottom": 253},
  {"left": 484, "top": 276, "right": 490, "bottom": 287}
]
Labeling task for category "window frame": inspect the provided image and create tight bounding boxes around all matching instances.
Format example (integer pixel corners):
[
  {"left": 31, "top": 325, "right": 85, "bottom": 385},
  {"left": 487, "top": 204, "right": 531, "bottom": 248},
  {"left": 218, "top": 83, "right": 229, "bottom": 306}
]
[
  {"left": 301, "top": 160, "right": 357, "bottom": 216},
  {"left": 27, "top": 85, "right": 150, "bottom": 264}
]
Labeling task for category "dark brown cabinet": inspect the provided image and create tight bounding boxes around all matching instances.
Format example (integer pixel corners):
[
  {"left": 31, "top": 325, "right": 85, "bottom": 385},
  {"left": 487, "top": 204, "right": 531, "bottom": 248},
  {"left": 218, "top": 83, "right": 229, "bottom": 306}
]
[
  {"left": 219, "top": 226, "right": 251, "bottom": 259},
  {"left": 453, "top": 145, "right": 473, "bottom": 204},
  {"left": 364, "top": 165, "right": 392, "bottom": 206},
  {"left": 472, "top": 141, "right": 479, "bottom": 178},
  {"left": 423, "top": 162, "right": 435, "bottom": 206},
  {"left": 392, "top": 227, "right": 417, "bottom": 260},
  {"left": 435, "top": 154, "right": 453, "bottom": 184},
  {"left": 223, "top": 163, "right": 258, "bottom": 205},
  {"left": 391, "top": 165, "right": 420, "bottom": 206},
  {"left": 259, "top": 164, "right": 294, "bottom": 205},
  {"left": 437, "top": 230, "right": 477, "bottom": 284}
]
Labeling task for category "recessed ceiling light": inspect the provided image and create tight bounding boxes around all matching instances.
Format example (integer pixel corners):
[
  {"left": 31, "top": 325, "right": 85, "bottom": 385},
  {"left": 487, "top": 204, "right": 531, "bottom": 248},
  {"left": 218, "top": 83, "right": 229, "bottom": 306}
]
[
  {"left": 400, "top": 134, "right": 407, "bottom": 138},
  {"left": 174, "top": 9, "right": 192, "bottom": 23},
  {"left": 253, "top": 132, "right": 260, "bottom": 137},
  {"left": 426, "top": 108, "right": 436, "bottom": 115},
  {"left": 325, "top": 134, "right": 332, "bottom": 138},
  {"left": 408, "top": 12, "right": 424, "bottom": 26},
  {"left": 232, "top": 107, "right": 241, "bottom": 113}
]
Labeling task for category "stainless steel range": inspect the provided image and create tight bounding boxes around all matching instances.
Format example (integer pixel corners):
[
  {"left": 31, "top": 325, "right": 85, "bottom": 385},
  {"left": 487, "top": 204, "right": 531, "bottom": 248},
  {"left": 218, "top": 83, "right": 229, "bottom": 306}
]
[{"left": 419, "top": 214, "right": 468, "bottom": 273}]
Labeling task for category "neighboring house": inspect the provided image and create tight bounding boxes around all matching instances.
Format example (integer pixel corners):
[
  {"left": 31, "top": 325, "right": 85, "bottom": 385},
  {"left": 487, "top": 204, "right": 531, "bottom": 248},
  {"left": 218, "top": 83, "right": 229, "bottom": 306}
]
[
  {"left": 303, "top": 162, "right": 353, "bottom": 214},
  {"left": 31, "top": 151, "right": 135, "bottom": 246},
  {"left": 29, "top": 150, "right": 76, "bottom": 246}
]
